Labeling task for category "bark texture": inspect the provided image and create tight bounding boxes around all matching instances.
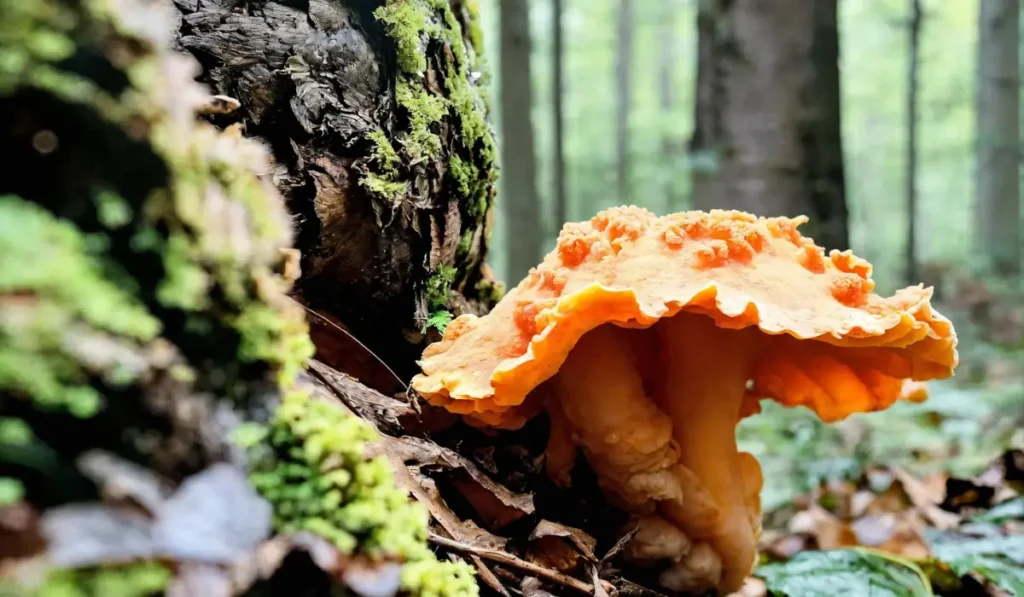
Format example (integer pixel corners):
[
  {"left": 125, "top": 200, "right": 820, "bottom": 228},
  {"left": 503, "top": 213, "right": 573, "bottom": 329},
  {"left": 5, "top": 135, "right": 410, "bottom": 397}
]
[
  {"left": 170, "top": 0, "right": 502, "bottom": 377},
  {"left": 974, "top": 0, "right": 1021, "bottom": 274},
  {"left": 690, "top": 0, "right": 849, "bottom": 251},
  {"left": 499, "top": 0, "right": 543, "bottom": 282}
]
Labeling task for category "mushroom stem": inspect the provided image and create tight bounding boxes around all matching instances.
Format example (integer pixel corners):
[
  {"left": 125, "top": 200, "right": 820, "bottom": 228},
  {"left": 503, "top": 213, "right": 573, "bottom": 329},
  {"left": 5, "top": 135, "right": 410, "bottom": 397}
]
[
  {"left": 553, "top": 324, "right": 683, "bottom": 511},
  {"left": 655, "top": 313, "right": 768, "bottom": 593}
]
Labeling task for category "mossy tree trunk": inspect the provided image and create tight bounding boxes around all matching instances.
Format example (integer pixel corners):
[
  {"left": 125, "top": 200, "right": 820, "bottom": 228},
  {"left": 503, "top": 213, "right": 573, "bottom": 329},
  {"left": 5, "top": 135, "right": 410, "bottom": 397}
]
[
  {"left": 0, "top": 0, "right": 480, "bottom": 593},
  {"left": 170, "top": 0, "right": 502, "bottom": 378}
]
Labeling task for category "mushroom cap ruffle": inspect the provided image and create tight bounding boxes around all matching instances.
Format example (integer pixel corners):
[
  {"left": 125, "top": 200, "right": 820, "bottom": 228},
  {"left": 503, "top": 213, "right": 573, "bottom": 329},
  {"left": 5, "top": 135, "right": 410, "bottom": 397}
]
[{"left": 411, "top": 207, "right": 958, "bottom": 426}]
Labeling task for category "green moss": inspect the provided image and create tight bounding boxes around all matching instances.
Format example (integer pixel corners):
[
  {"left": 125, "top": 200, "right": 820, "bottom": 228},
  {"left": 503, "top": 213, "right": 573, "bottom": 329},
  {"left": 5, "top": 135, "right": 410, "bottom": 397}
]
[
  {"left": 35, "top": 562, "right": 171, "bottom": 597},
  {"left": 242, "top": 389, "right": 477, "bottom": 596},
  {"left": 361, "top": 171, "right": 407, "bottom": 200},
  {"left": 456, "top": 229, "right": 473, "bottom": 258},
  {"left": 0, "top": 196, "right": 160, "bottom": 417},
  {"left": 370, "top": 0, "right": 499, "bottom": 232},
  {"left": 401, "top": 559, "right": 478, "bottom": 597},
  {"left": 396, "top": 79, "right": 448, "bottom": 162},
  {"left": 425, "top": 265, "right": 457, "bottom": 310},
  {"left": 475, "top": 276, "right": 505, "bottom": 304},
  {"left": 368, "top": 129, "right": 402, "bottom": 177},
  {"left": 93, "top": 189, "right": 132, "bottom": 229},
  {"left": 233, "top": 303, "right": 315, "bottom": 387},
  {"left": 374, "top": 1, "right": 431, "bottom": 74}
]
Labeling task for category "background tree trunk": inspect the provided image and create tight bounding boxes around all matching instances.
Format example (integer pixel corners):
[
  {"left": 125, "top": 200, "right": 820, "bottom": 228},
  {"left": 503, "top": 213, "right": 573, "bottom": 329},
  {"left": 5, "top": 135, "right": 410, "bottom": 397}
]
[
  {"left": 615, "top": 0, "right": 635, "bottom": 204},
  {"left": 658, "top": 0, "right": 678, "bottom": 214},
  {"left": 905, "top": 0, "right": 922, "bottom": 284},
  {"left": 689, "top": 0, "right": 849, "bottom": 251},
  {"left": 974, "top": 0, "right": 1021, "bottom": 275},
  {"left": 500, "top": 0, "right": 544, "bottom": 282},
  {"left": 171, "top": 0, "right": 502, "bottom": 378},
  {"left": 552, "top": 0, "right": 568, "bottom": 229}
]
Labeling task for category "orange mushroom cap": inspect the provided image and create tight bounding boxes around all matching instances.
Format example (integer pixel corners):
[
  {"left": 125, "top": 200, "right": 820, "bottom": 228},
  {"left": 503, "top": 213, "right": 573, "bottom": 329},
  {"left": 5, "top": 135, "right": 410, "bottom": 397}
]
[{"left": 411, "top": 207, "right": 958, "bottom": 426}]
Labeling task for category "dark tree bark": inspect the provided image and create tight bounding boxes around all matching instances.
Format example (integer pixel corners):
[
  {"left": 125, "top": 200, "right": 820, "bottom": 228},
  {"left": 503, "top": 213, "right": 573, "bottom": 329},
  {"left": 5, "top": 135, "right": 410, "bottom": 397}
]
[
  {"left": 974, "top": 0, "right": 1021, "bottom": 274},
  {"left": 615, "top": 0, "right": 635, "bottom": 204},
  {"left": 905, "top": 0, "right": 922, "bottom": 284},
  {"left": 689, "top": 0, "right": 849, "bottom": 251},
  {"left": 500, "top": 0, "right": 544, "bottom": 281},
  {"left": 170, "top": 0, "right": 502, "bottom": 378},
  {"left": 552, "top": 0, "right": 568, "bottom": 228}
]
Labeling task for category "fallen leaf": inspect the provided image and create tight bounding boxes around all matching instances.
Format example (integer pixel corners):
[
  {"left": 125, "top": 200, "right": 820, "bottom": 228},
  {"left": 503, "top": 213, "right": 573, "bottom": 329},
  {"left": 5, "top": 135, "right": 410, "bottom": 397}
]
[
  {"left": 76, "top": 450, "right": 173, "bottom": 515},
  {"left": 529, "top": 520, "right": 598, "bottom": 562},
  {"left": 387, "top": 436, "right": 534, "bottom": 530},
  {"left": 40, "top": 504, "right": 156, "bottom": 566},
  {"left": 152, "top": 463, "right": 272, "bottom": 563}
]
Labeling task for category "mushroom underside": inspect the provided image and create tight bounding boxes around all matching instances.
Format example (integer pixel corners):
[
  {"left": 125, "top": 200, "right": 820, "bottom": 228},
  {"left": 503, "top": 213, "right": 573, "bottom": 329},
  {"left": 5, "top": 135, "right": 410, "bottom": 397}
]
[{"left": 549, "top": 313, "right": 770, "bottom": 594}]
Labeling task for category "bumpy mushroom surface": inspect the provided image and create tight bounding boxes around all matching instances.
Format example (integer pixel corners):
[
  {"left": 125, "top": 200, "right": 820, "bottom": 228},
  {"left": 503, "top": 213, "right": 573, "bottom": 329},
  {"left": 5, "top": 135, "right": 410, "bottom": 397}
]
[{"left": 412, "top": 207, "right": 958, "bottom": 593}]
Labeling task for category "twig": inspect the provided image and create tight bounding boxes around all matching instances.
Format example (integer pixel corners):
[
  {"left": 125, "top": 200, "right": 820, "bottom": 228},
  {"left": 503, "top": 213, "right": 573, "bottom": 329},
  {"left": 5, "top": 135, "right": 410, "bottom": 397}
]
[{"left": 429, "top": 533, "right": 595, "bottom": 595}]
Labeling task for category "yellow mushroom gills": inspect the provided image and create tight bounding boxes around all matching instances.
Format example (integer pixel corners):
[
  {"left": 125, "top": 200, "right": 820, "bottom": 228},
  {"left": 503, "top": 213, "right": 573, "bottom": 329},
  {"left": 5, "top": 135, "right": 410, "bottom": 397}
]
[{"left": 412, "top": 207, "right": 958, "bottom": 594}]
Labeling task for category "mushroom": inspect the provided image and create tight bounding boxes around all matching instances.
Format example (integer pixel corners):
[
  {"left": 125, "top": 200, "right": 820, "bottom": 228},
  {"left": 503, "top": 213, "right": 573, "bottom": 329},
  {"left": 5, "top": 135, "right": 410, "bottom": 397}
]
[{"left": 412, "top": 207, "right": 958, "bottom": 594}]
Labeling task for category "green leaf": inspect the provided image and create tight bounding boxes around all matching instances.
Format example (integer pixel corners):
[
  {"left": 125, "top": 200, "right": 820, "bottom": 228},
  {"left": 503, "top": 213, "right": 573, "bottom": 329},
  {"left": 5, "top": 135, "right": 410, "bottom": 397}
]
[
  {"left": 757, "top": 548, "right": 933, "bottom": 597},
  {"left": 973, "top": 496, "right": 1024, "bottom": 524},
  {"left": 928, "top": 530, "right": 1024, "bottom": 594}
]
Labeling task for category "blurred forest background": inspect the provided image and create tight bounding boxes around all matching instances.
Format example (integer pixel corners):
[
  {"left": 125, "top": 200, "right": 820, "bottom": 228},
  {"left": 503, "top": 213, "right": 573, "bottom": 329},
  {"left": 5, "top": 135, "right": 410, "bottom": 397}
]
[
  {"left": 482, "top": 0, "right": 996, "bottom": 293},
  {"left": 474, "top": 2, "right": 1024, "bottom": 590}
]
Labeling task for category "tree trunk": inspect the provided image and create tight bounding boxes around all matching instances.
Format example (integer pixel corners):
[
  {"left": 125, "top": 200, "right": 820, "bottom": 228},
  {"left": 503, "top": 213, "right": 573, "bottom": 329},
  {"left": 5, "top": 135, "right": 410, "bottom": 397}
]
[
  {"left": 553, "top": 0, "right": 568, "bottom": 228},
  {"left": 500, "top": 0, "right": 544, "bottom": 281},
  {"left": 974, "top": 0, "right": 1021, "bottom": 275},
  {"left": 0, "top": 0, "right": 484, "bottom": 593},
  {"left": 615, "top": 0, "right": 635, "bottom": 204},
  {"left": 170, "top": 0, "right": 502, "bottom": 378},
  {"left": 906, "top": 0, "right": 922, "bottom": 284},
  {"left": 658, "top": 0, "right": 678, "bottom": 213},
  {"left": 689, "top": 0, "right": 849, "bottom": 251}
]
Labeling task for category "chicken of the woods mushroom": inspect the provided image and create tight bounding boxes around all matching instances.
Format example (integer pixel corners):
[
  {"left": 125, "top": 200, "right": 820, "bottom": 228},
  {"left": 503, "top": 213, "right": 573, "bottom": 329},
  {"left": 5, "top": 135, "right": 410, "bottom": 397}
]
[{"left": 411, "top": 207, "right": 958, "bottom": 594}]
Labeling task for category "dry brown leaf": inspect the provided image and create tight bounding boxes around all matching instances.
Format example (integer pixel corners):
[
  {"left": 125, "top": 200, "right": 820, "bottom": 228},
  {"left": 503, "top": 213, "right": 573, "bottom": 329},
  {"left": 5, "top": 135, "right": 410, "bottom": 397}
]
[
  {"left": 387, "top": 436, "right": 535, "bottom": 529},
  {"left": 529, "top": 520, "right": 598, "bottom": 561}
]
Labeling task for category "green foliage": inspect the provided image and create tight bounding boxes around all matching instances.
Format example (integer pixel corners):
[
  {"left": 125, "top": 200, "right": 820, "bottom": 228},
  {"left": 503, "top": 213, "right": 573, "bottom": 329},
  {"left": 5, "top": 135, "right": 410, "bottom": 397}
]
[
  {"left": 34, "top": 562, "right": 171, "bottom": 597},
  {"left": 426, "top": 310, "right": 454, "bottom": 333},
  {"left": 426, "top": 265, "right": 458, "bottom": 310},
  {"left": 738, "top": 381, "right": 1024, "bottom": 511},
  {"left": 928, "top": 530, "right": 1024, "bottom": 595},
  {"left": 243, "top": 389, "right": 478, "bottom": 596},
  {"left": 757, "top": 548, "right": 933, "bottom": 597}
]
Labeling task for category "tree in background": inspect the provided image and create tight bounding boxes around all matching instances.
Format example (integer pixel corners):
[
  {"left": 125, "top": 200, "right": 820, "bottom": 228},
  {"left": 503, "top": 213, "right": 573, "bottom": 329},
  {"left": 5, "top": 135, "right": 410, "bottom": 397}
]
[
  {"left": 615, "top": 0, "right": 635, "bottom": 204},
  {"left": 658, "top": 0, "right": 681, "bottom": 214},
  {"left": 905, "top": 0, "right": 923, "bottom": 284},
  {"left": 689, "top": 0, "right": 849, "bottom": 251},
  {"left": 553, "top": 0, "right": 568, "bottom": 230},
  {"left": 500, "top": 0, "right": 544, "bottom": 281},
  {"left": 974, "top": 0, "right": 1020, "bottom": 275}
]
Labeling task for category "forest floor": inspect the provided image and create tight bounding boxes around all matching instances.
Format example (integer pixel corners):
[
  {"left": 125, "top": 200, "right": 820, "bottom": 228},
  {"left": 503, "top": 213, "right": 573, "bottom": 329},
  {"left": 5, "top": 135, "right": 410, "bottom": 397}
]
[{"left": 312, "top": 283, "right": 1024, "bottom": 597}]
